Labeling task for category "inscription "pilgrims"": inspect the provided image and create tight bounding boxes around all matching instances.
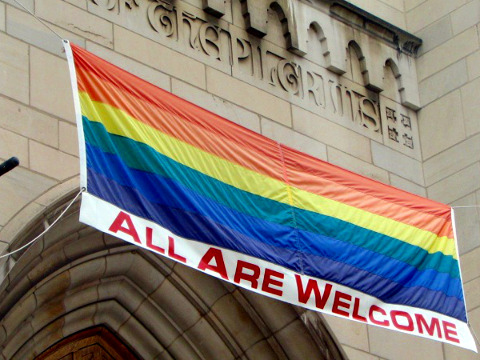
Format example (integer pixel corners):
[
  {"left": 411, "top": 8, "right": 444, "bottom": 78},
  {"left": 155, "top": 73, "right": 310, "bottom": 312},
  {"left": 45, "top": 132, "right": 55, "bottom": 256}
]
[{"left": 90, "top": 0, "right": 418, "bottom": 153}]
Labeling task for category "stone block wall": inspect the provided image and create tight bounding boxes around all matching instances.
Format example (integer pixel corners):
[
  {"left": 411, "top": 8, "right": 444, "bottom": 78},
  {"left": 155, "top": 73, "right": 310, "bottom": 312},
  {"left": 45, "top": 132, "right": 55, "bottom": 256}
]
[
  {"left": 0, "top": 0, "right": 478, "bottom": 359},
  {"left": 410, "top": 1, "right": 480, "bottom": 360}
]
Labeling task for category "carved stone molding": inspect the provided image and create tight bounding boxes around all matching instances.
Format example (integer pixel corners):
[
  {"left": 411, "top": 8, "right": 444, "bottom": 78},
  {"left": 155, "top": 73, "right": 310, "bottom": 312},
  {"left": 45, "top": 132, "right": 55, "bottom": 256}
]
[
  {"left": 328, "top": 0, "right": 422, "bottom": 56},
  {"left": 240, "top": 0, "right": 308, "bottom": 55},
  {"left": 202, "top": 0, "right": 225, "bottom": 17},
  {"left": 86, "top": 0, "right": 422, "bottom": 142}
]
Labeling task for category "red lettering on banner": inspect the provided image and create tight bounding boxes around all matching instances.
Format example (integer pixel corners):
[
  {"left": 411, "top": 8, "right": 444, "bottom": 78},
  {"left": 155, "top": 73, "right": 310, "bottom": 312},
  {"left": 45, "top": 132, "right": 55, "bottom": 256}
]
[
  {"left": 168, "top": 236, "right": 186, "bottom": 263},
  {"left": 369, "top": 305, "right": 389, "bottom": 326},
  {"left": 109, "top": 211, "right": 141, "bottom": 244},
  {"left": 443, "top": 321, "right": 460, "bottom": 343},
  {"left": 146, "top": 227, "right": 165, "bottom": 254},
  {"left": 234, "top": 261, "right": 260, "bottom": 289},
  {"left": 261, "top": 269, "right": 284, "bottom": 296},
  {"left": 198, "top": 248, "right": 229, "bottom": 280},
  {"left": 295, "top": 275, "right": 332, "bottom": 309},
  {"left": 352, "top": 297, "right": 367, "bottom": 322},
  {"left": 391, "top": 310, "right": 414, "bottom": 331},
  {"left": 415, "top": 314, "right": 441, "bottom": 338},
  {"left": 332, "top": 291, "right": 351, "bottom": 317}
]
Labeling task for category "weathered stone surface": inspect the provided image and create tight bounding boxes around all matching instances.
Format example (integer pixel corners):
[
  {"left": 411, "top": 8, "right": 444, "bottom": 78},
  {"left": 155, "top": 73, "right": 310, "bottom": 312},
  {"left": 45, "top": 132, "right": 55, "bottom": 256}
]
[
  {"left": 167, "top": 335, "right": 204, "bottom": 360},
  {"left": 134, "top": 298, "right": 180, "bottom": 348},
  {"left": 30, "top": 47, "right": 75, "bottom": 122},
  {"left": 445, "top": 345, "right": 480, "bottom": 360},
  {"left": 415, "top": 16, "right": 452, "bottom": 55},
  {"left": 34, "top": 176, "right": 79, "bottom": 207},
  {"left": 174, "top": 262, "right": 229, "bottom": 308},
  {"left": 423, "top": 132, "right": 480, "bottom": 186},
  {"left": 69, "top": 257, "right": 106, "bottom": 290},
  {"left": 428, "top": 163, "right": 480, "bottom": 204},
  {"left": 184, "top": 318, "right": 234, "bottom": 360},
  {"left": 346, "top": 0, "right": 406, "bottom": 28},
  {"left": 150, "top": 278, "right": 201, "bottom": 331},
  {"left": 172, "top": 78, "right": 261, "bottom": 133},
  {"left": 61, "top": 303, "right": 96, "bottom": 338},
  {"left": 86, "top": 41, "right": 171, "bottom": 91},
  {"left": 406, "top": 0, "right": 462, "bottom": 33},
  {"left": 416, "top": 27, "right": 478, "bottom": 82},
  {"left": 7, "top": 5, "right": 85, "bottom": 57},
  {"left": 418, "top": 90, "right": 466, "bottom": 160},
  {"left": 65, "top": 0, "right": 87, "bottom": 9},
  {"left": 0, "top": 201, "right": 45, "bottom": 245},
  {"left": 207, "top": 67, "right": 292, "bottom": 127},
  {"left": 244, "top": 339, "right": 278, "bottom": 360},
  {"left": 29, "top": 141, "right": 79, "bottom": 181},
  {"left": 461, "top": 76, "right": 480, "bottom": 137},
  {"left": 389, "top": 174, "right": 427, "bottom": 197},
  {"left": 451, "top": 194, "right": 480, "bottom": 255},
  {"left": 0, "top": 33, "right": 29, "bottom": 104},
  {"left": 114, "top": 25, "right": 206, "bottom": 89},
  {"left": 262, "top": 117, "right": 328, "bottom": 160},
  {"left": 343, "top": 345, "right": 380, "bottom": 360},
  {"left": 464, "top": 276, "right": 480, "bottom": 311},
  {"left": 451, "top": 0, "right": 480, "bottom": 35},
  {"left": 371, "top": 141, "right": 424, "bottom": 185},
  {"left": 323, "top": 314, "right": 370, "bottom": 352},
  {"left": 59, "top": 121, "right": 78, "bottom": 157},
  {"left": 117, "top": 310, "right": 164, "bottom": 359},
  {"left": 211, "top": 293, "right": 263, "bottom": 350},
  {"left": 369, "top": 324, "right": 443, "bottom": 360},
  {"left": 327, "top": 147, "right": 389, "bottom": 183},
  {"left": 0, "top": 96, "right": 59, "bottom": 148},
  {"left": 0, "top": 128, "right": 28, "bottom": 167},
  {"left": 419, "top": 59, "right": 468, "bottom": 106},
  {"left": 1, "top": 320, "right": 34, "bottom": 360},
  {"left": 292, "top": 106, "right": 372, "bottom": 163},
  {"left": 466, "top": 50, "right": 480, "bottom": 81},
  {"left": 2, "top": 0, "right": 33, "bottom": 12},
  {"left": 0, "top": 166, "right": 56, "bottom": 226},
  {"left": 35, "top": 0, "right": 113, "bottom": 47},
  {"left": 461, "top": 246, "right": 480, "bottom": 283},
  {"left": 0, "top": 3, "right": 5, "bottom": 31},
  {"left": 275, "top": 319, "right": 322, "bottom": 359}
]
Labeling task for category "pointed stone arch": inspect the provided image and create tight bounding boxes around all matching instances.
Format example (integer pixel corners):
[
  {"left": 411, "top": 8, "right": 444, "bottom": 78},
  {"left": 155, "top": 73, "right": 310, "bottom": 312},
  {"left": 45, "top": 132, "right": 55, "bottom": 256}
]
[
  {"left": 308, "top": 21, "right": 345, "bottom": 74},
  {"left": 386, "top": 57, "right": 420, "bottom": 110},
  {"left": 348, "top": 40, "right": 382, "bottom": 92},
  {"left": 0, "top": 188, "right": 346, "bottom": 359},
  {"left": 240, "top": 0, "right": 307, "bottom": 55},
  {"left": 383, "top": 58, "right": 402, "bottom": 101}
]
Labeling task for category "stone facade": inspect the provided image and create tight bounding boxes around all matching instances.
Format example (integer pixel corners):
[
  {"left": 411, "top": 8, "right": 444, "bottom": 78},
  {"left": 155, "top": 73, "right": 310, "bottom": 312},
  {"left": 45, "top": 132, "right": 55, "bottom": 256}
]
[{"left": 0, "top": 0, "right": 479, "bottom": 359}]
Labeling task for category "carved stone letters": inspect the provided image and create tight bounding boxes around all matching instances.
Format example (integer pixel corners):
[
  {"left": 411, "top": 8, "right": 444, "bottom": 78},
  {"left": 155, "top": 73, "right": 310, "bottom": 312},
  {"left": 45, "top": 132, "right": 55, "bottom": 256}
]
[{"left": 87, "top": 0, "right": 419, "bottom": 158}]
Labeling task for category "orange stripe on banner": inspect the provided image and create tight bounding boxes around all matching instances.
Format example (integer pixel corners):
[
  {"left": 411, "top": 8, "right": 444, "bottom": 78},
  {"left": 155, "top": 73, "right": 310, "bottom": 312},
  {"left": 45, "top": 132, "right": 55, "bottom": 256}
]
[
  {"left": 72, "top": 44, "right": 454, "bottom": 238},
  {"left": 76, "top": 66, "right": 285, "bottom": 182},
  {"left": 282, "top": 146, "right": 454, "bottom": 239}
]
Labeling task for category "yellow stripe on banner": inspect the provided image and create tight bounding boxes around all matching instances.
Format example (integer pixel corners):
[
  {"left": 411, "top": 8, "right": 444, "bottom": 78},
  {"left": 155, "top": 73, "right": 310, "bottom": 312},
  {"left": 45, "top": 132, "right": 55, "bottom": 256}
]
[{"left": 80, "top": 92, "right": 458, "bottom": 259}]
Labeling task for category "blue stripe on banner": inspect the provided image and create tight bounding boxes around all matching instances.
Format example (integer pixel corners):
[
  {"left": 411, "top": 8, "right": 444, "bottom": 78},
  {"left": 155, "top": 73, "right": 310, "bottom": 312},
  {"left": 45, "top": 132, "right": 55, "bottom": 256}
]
[
  {"left": 84, "top": 141, "right": 463, "bottom": 299},
  {"left": 84, "top": 143, "right": 466, "bottom": 321},
  {"left": 83, "top": 117, "right": 460, "bottom": 280}
]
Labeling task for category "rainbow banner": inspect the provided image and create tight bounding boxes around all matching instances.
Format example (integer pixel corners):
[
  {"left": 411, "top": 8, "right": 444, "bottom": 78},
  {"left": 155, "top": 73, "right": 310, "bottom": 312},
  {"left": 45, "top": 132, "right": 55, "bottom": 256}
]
[{"left": 64, "top": 40, "right": 476, "bottom": 351}]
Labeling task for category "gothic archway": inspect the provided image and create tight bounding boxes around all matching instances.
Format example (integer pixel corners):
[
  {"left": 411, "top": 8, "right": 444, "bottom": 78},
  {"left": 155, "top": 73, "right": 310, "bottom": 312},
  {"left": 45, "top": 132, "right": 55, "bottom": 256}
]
[
  {"left": 35, "top": 326, "right": 138, "bottom": 360},
  {"left": 0, "top": 189, "right": 346, "bottom": 359}
]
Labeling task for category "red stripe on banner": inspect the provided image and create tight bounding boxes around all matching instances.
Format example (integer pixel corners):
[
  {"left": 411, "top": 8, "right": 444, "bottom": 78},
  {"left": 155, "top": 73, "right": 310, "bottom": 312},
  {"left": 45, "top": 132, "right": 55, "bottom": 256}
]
[
  {"left": 72, "top": 44, "right": 453, "bottom": 238},
  {"left": 76, "top": 66, "right": 285, "bottom": 183}
]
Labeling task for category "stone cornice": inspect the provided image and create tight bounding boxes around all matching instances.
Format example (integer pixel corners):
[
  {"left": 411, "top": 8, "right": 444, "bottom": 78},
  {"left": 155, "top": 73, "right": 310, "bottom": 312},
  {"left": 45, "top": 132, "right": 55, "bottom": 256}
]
[{"left": 323, "top": 0, "right": 423, "bottom": 56}]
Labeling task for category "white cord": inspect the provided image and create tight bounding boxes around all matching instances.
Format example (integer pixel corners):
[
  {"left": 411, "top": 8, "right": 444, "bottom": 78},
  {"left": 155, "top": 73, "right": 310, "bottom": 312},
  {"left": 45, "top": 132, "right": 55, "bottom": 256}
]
[
  {"left": 10, "top": 0, "right": 64, "bottom": 40},
  {"left": 0, "top": 188, "right": 85, "bottom": 259}
]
